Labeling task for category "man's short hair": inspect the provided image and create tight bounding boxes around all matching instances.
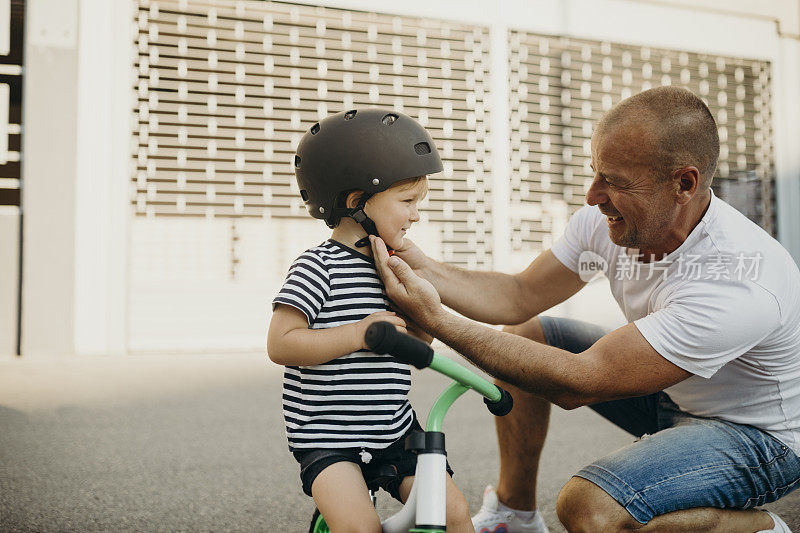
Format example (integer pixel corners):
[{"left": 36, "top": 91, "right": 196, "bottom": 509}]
[{"left": 598, "top": 86, "right": 720, "bottom": 188}]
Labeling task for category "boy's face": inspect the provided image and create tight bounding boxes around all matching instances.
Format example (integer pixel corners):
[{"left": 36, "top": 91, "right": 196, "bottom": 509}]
[{"left": 365, "top": 179, "right": 428, "bottom": 250}]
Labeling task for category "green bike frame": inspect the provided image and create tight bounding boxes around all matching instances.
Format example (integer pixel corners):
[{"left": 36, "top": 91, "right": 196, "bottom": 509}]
[
  {"left": 425, "top": 353, "right": 501, "bottom": 432},
  {"left": 310, "top": 351, "right": 505, "bottom": 533}
]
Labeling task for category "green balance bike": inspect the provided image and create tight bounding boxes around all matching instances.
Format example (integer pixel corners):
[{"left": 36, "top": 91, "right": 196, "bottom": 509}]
[{"left": 309, "top": 321, "right": 514, "bottom": 533}]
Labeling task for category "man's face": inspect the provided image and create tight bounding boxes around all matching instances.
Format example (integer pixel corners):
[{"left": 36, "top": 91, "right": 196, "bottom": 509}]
[{"left": 587, "top": 124, "right": 676, "bottom": 253}]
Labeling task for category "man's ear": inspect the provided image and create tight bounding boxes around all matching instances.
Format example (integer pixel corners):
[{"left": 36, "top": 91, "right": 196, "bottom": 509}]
[
  {"left": 345, "top": 191, "right": 364, "bottom": 209},
  {"left": 674, "top": 166, "right": 700, "bottom": 205}
]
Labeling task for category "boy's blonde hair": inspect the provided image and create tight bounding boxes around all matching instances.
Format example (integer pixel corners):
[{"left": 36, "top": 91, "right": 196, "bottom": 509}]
[
  {"left": 387, "top": 176, "right": 428, "bottom": 195},
  {"left": 339, "top": 175, "right": 428, "bottom": 214}
]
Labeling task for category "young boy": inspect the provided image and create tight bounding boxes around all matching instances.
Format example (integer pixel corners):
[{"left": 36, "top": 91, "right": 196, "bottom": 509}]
[{"left": 267, "top": 109, "right": 473, "bottom": 532}]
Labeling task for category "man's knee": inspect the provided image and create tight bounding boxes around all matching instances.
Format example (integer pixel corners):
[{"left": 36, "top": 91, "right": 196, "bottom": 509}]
[
  {"left": 502, "top": 316, "right": 548, "bottom": 344},
  {"left": 556, "top": 477, "right": 640, "bottom": 533}
]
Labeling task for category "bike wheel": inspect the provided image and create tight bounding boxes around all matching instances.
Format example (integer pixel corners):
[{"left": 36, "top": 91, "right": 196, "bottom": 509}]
[{"left": 308, "top": 508, "right": 330, "bottom": 533}]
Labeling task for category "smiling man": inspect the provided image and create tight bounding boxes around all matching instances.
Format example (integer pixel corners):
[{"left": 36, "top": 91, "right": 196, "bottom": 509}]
[{"left": 369, "top": 86, "right": 800, "bottom": 533}]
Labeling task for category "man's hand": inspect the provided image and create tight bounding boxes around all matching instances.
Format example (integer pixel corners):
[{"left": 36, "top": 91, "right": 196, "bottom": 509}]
[
  {"left": 391, "top": 306, "right": 434, "bottom": 344},
  {"left": 394, "top": 237, "right": 429, "bottom": 273},
  {"left": 371, "top": 235, "right": 443, "bottom": 330}
]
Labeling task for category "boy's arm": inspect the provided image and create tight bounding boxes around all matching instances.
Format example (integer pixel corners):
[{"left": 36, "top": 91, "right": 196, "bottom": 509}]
[{"left": 267, "top": 304, "right": 408, "bottom": 366}]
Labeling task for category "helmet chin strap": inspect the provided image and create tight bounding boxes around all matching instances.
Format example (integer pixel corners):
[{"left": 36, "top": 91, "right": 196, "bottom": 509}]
[{"left": 348, "top": 198, "right": 394, "bottom": 255}]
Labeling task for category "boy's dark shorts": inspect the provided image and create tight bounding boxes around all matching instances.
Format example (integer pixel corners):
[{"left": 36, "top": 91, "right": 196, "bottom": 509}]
[{"left": 292, "top": 418, "right": 454, "bottom": 502}]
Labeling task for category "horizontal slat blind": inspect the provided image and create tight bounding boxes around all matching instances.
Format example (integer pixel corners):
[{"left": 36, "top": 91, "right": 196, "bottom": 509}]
[
  {"left": 135, "top": 0, "right": 493, "bottom": 268},
  {"left": 507, "top": 32, "right": 774, "bottom": 254}
]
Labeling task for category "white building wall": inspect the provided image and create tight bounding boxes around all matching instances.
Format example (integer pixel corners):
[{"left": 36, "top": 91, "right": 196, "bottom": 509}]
[
  {"left": 21, "top": 0, "right": 80, "bottom": 357},
  {"left": 774, "top": 36, "right": 800, "bottom": 265},
  {"left": 73, "top": 0, "right": 133, "bottom": 356},
  {"left": 18, "top": 0, "right": 800, "bottom": 355},
  {"left": 0, "top": 207, "right": 18, "bottom": 354}
]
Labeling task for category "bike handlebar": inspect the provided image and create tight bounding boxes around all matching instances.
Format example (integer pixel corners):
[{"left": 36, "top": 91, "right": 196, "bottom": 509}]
[
  {"left": 365, "top": 321, "right": 513, "bottom": 416},
  {"left": 365, "top": 320, "right": 434, "bottom": 369}
]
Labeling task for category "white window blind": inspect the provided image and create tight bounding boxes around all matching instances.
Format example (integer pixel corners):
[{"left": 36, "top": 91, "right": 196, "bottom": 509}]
[
  {"left": 135, "top": 0, "right": 494, "bottom": 269},
  {"left": 507, "top": 32, "right": 774, "bottom": 255}
]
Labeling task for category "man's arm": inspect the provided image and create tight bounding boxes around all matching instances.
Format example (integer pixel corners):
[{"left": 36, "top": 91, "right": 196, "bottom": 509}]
[
  {"left": 371, "top": 236, "right": 691, "bottom": 408},
  {"left": 429, "top": 311, "right": 691, "bottom": 409},
  {"left": 398, "top": 241, "right": 586, "bottom": 325}
]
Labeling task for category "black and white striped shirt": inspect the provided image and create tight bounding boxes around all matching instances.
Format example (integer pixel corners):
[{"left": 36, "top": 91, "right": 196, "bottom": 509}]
[{"left": 272, "top": 240, "right": 414, "bottom": 451}]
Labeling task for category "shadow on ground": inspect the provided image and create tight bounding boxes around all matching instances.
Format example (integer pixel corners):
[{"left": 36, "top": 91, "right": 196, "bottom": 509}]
[{"left": 0, "top": 352, "right": 797, "bottom": 531}]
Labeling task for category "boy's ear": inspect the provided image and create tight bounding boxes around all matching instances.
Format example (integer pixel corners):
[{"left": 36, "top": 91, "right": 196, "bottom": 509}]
[{"left": 345, "top": 191, "right": 364, "bottom": 209}]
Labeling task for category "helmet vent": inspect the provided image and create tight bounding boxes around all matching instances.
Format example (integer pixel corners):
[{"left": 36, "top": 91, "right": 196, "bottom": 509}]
[
  {"left": 310, "top": 123, "right": 320, "bottom": 134},
  {"left": 344, "top": 110, "right": 357, "bottom": 120},
  {"left": 414, "top": 142, "right": 431, "bottom": 155},
  {"left": 381, "top": 113, "right": 398, "bottom": 125},
  {"left": 300, "top": 189, "right": 309, "bottom": 201},
  {"left": 294, "top": 155, "right": 301, "bottom": 167}
]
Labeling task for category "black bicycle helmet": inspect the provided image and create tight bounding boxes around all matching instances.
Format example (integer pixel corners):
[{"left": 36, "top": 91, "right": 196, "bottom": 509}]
[{"left": 293, "top": 108, "right": 443, "bottom": 231}]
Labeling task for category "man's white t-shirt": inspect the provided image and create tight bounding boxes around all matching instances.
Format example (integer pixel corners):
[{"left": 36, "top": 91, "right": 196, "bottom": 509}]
[{"left": 551, "top": 191, "right": 800, "bottom": 454}]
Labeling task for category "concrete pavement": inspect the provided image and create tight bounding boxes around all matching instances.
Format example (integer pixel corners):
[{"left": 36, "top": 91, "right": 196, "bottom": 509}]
[{"left": 0, "top": 351, "right": 798, "bottom": 531}]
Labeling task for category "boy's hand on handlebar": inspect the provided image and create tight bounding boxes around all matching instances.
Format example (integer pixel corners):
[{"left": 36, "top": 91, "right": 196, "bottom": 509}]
[{"left": 359, "top": 311, "right": 407, "bottom": 350}]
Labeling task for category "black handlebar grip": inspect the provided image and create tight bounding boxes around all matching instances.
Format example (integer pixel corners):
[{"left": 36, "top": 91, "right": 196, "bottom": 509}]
[
  {"left": 484, "top": 386, "right": 514, "bottom": 416},
  {"left": 365, "top": 321, "right": 434, "bottom": 369}
]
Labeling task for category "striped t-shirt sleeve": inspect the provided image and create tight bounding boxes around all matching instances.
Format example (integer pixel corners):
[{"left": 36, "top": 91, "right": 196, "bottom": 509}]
[{"left": 273, "top": 249, "right": 330, "bottom": 325}]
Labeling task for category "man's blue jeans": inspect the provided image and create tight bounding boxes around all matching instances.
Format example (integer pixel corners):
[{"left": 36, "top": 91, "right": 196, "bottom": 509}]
[{"left": 539, "top": 316, "right": 800, "bottom": 523}]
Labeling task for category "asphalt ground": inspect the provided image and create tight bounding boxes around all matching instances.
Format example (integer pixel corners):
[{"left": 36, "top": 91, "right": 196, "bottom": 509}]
[{"left": 0, "top": 351, "right": 798, "bottom": 532}]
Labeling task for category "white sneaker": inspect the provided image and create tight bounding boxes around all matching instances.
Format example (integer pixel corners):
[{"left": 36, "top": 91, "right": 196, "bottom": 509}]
[
  {"left": 759, "top": 510, "right": 793, "bottom": 533},
  {"left": 471, "top": 485, "right": 550, "bottom": 533}
]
